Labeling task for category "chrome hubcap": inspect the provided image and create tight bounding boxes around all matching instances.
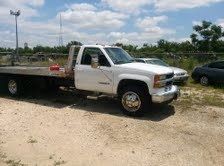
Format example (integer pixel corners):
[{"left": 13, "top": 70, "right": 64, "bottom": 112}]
[
  {"left": 8, "top": 80, "right": 17, "bottom": 94},
  {"left": 200, "top": 77, "right": 208, "bottom": 86},
  {"left": 122, "top": 92, "right": 141, "bottom": 112}
]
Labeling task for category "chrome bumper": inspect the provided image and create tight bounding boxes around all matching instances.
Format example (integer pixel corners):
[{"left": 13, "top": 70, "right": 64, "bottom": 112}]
[
  {"left": 151, "top": 86, "right": 180, "bottom": 104},
  {"left": 174, "top": 75, "right": 189, "bottom": 83}
]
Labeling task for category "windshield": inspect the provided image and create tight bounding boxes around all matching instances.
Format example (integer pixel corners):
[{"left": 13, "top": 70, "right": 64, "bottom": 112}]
[
  {"left": 146, "top": 59, "right": 169, "bottom": 67},
  {"left": 104, "top": 48, "right": 134, "bottom": 64}
]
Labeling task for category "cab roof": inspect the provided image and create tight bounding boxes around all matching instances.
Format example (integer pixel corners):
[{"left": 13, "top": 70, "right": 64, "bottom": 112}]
[
  {"left": 136, "top": 58, "right": 159, "bottom": 61},
  {"left": 81, "top": 44, "right": 119, "bottom": 48}
]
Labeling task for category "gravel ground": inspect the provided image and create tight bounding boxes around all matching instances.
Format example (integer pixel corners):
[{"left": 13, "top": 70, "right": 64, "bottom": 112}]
[{"left": 0, "top": 90, "right": 224, "bottom": 166}]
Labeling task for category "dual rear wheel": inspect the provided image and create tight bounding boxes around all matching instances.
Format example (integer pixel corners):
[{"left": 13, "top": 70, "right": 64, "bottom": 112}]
[
  {"left": 5, "top": 77, "right": 59, "bottom": 96},
  {"left": 7, "top": 78, "right": 22, "bottom": 96}
]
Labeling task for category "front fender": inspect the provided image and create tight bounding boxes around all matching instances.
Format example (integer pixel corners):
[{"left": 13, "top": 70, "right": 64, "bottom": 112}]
[{"left": 113, "top": 74, "right": 152, "bottom": 94}]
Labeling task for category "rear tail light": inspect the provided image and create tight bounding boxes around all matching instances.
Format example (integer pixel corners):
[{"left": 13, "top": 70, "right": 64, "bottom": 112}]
[{"left": 49, "top": 64, "right": 60, "bottom": 71}]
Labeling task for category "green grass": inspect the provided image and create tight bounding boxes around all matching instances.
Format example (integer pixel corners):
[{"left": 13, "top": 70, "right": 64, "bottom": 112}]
[
  {"left": 186, "top": 78, "right": 224, "bottom": 93},
  {"left": 0, "top": 57, "right": 68, "bottom": 67},
  {"left": 0, "top": 58, "right": 11, "bottom": 66},
  {"left": 166, "top": 57, "right": 200, "bottom": 71}
]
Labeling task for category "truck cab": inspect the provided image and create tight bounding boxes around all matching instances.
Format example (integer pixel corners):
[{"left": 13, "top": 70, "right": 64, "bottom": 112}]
[{"left": 69, "top": 45, "right": 179, "bottom": 116}]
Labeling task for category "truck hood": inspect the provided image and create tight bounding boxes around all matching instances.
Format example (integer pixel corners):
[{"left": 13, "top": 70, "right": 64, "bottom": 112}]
[
  {"left": 170, "top": 67, "right": 187, "bottom": 74},
  {"left": 118, "top": 62, "right": 173, "bottom": 75}
]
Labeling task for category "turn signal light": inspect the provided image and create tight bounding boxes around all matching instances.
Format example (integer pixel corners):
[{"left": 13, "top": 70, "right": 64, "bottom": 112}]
[{"left": 154, "top": 75, "right": 167, "bottom": 88}]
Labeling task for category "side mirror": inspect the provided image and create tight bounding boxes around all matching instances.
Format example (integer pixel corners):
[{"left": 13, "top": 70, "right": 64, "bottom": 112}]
[{"left": 91, "top": 54, "right": 99, "bottom": 68}]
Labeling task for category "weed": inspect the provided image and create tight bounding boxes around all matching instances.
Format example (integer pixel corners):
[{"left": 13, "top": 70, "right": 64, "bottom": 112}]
[
  {"left": 202, "top": 95, "right": 224, "bottom": 108},
  {"left": 53, "top": 160, "right": 66, "bottom": 166},
  {"left": 49, "top": 155, "right": 54, "bottom": 160},
  {"left": 5, "top": 159, "right": 25, "bottom": 166},
  {"left": 175, "top": 84, "right": 224, "bottom": 111},
  {"left": 27, "top": 137, "right": 38, "bottom": 144},
  {"left": 0, "top": 152, "right": 7, "bottom": 159}
]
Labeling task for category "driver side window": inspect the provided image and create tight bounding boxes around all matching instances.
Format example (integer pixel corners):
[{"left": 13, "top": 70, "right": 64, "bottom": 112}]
[{"left": 81, "top": 47, "right": 110, "bottom": 67}]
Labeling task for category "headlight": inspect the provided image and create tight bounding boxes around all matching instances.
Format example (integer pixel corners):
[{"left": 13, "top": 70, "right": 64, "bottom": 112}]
[
  {"left": 154, "top": 74, "right": 167, "bottom": 82},
  {"left": 154, "top": 74, "right": 168, "bottom": 88}
]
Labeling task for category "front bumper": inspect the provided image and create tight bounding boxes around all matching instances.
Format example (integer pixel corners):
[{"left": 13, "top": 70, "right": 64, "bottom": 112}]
[
  {"left": 173, "top": 75, "right": 189, "bottom": 83},
  {"left": 151, "top": 85, "right": 180, "bottom": 104}
]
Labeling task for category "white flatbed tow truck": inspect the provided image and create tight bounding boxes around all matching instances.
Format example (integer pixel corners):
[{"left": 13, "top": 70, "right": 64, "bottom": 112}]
[{"left": 0, "top": 45, "right": 180, "bottom": 116}]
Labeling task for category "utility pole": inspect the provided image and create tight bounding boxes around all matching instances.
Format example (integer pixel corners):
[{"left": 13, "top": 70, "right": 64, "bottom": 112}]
[
  {"left": 59, "top": 14, "right": 63, "bottom": 47},
  {"left": 10, "top": 10, "right": 21, "bottom": 64}
]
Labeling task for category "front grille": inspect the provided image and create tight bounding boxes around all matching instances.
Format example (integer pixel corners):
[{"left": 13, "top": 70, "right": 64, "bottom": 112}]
[{"left": 166, "top": 73, "right": 174, "bottom": 79}]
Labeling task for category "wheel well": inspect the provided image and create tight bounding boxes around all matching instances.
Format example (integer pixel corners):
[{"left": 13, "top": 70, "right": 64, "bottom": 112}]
[{"left": 117, "top": 79, "right": 149, "bottom": 96}]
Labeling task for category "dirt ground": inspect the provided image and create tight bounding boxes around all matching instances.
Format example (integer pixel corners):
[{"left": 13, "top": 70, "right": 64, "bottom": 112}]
[{"left": 0, "top": 89, "right": 224, "bottom": 166}]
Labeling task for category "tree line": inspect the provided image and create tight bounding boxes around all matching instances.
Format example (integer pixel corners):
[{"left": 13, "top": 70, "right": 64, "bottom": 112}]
[{"left": 1, "top": 20, "right": 224, "bottom": 55}]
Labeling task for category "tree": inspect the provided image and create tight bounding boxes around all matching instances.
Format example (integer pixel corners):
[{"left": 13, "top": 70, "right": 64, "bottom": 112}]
[
  {"left": 114, "top": 43, "right": 138, "bottom": 54},
  {"left": 190, "top": 20, "right": 224, "bottom": 52},
  {"left": 66, "top": 41, "right": 82, "bottom": 50},
  {"left": 115, "top": 43, "right": 123, "bottom": 47}
]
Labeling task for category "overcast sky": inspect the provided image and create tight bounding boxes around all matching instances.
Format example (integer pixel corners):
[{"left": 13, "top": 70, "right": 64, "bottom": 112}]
[{"left": 0, "top": 0, "right": 223, "bottom": 48}]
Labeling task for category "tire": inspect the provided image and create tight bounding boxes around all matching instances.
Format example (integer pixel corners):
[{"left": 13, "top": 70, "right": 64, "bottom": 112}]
[
  {"left": 119, "top": 86, "right": 149, "bottom": 117},
  {"left": 7, "top": 78, "right": 23, "bottom": 96},
  {"left": 200, "top": 76, "right": 209, "bottom": 86}
]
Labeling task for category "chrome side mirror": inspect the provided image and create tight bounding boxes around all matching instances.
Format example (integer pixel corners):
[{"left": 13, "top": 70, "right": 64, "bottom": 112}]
[{"left": 91, "top": 54, "right": 99, "bottom": 68}]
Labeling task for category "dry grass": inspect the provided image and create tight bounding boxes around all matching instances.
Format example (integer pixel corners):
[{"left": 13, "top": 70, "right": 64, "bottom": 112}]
[
  {"left": 202, "top": 95, "right": 224, "bottom": 108},
  {"left": 5, "top": 159, "right": 25, "bottom": 166},
  {"left": 174, "top": 83, "right": 224, "bottom": 112},
  {"left": 27, "top": 137, "right": 37, "bottom": 144},
  {"left": 53, "top": 160, "right": 66, "bottom": 166}
]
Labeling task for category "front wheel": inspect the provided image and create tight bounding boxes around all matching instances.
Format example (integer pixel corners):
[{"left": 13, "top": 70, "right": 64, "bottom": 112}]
[{"left": 119, "top": 86, "right": 149, "bottom": 116}]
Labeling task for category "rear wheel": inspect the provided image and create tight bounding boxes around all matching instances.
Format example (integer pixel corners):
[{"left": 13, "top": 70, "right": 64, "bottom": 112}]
[
  {"left": 7, "top": 78, "right": 23, "bottom": 96},
  {"left": 119, "top": 86, "right": 149, "bottom": 116},
  {"left": 200, "top": 76, "right": 209, "bottom": 86}
]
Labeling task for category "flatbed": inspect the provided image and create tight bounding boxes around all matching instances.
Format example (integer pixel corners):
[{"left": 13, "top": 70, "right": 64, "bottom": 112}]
[
  {"left": 0, "top": 65, "right": 75, "bottom": 94},
  {"left": 0, "top": 66, "right": 68, "bottom": 78}
]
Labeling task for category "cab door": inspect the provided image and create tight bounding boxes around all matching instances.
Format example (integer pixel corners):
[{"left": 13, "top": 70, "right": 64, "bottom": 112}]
[{"left": 75, "top": 47, "right": 113, "bottom": 93}]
